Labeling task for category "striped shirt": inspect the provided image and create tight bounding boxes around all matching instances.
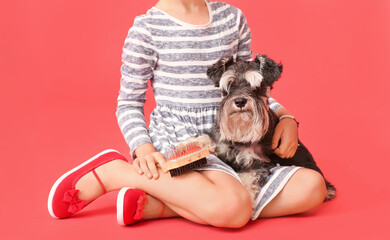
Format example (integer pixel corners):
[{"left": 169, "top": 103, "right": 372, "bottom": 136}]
[{"left": 116, "top": 0, "right": 282, "bottom": 154}]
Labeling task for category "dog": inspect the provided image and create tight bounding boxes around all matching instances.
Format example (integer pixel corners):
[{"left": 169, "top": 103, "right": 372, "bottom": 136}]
[{"left": 192, "top": 54, "right": 336, "bottom": 210}]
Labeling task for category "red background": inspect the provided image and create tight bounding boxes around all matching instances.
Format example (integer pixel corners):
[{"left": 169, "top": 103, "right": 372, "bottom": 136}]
[{"left": 1, "top": 0, "right": 389, "bottom": 239}]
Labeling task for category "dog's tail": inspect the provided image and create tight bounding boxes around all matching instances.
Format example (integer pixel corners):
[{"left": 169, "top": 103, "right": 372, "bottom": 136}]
[{"left": 324, "top": 180, "right": 337, "bottom": 201}]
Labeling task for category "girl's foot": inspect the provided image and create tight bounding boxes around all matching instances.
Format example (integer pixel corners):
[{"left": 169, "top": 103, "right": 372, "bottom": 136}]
[
  {"left": 74, "top": 159, "right": 125, "bottom": 203},
  {"left": 117, "top": 187, "right": 177, "bottom": 225},
  {"left": 47, "top": 149, "right": 128, "bottom": 219}
]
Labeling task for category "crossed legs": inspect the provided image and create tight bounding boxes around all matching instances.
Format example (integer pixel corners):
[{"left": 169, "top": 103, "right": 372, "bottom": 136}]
[
  {"left": 76, "top": 160, "right": 252, "bottom": 228},
  {"left": 75, "top": 159, "right": 326, "bottom": 227},
  {"left": 134, "top": 168, "right": 327, "bottom": 220}
]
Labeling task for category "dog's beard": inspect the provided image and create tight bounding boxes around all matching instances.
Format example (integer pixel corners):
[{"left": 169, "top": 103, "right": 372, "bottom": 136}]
[{"left": 218, "top": 96, "right": 269, "bottom": 143}]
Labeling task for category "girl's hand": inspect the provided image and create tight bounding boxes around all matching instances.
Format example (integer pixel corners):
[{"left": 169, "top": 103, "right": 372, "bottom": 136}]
[
  {"left": 133, "top": 152, "right": 168, "bottom": 180},
  {"left": 271, "top": 118, "right": 299, "bottom": 158},
  {"left": 133, "top": 143, "right": 168, "bottom": 180}
]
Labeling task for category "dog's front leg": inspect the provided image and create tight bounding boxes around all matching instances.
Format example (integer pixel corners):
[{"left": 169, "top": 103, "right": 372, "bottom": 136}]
[{"left": 238, "top": 170, "right": 259, "bottom": 212}]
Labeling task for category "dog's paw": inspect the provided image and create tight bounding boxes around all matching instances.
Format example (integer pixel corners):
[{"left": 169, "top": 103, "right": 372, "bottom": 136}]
[
  {"left": 253, "top": 168, "right": 271, "bottom": 187},
  {"left": 238, "top": 170, "right": 260, "bottom": 211},
  {"left": 240, "top": 171, "right": 262, "bottom": 193}
]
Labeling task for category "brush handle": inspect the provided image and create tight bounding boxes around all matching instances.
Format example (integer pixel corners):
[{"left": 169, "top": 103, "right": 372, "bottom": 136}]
[{"left": 157, "top": 148, "right": 210, "bottom": 172}]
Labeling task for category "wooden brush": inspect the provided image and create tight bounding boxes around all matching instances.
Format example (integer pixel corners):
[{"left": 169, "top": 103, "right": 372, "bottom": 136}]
[{"left": 159, "top": 142, "right": 210, "bottom": 177}]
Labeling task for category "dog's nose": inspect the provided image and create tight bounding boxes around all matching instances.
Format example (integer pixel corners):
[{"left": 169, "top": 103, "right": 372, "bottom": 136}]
[{"left": 234, "top": 98, "right": 247, "bottom": 108}]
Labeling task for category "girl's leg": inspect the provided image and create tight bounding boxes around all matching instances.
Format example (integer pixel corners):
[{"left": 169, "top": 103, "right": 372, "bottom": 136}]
[
  {"left": 139, "top": 193, "right": 207, "bottom": 224},
  {"left": 141, "top": 194, "right": 179, "bottom": 219},
  {"left": 75, "top": 160, "right": 251, "bottom": 228},
  {"left": 259, "top": 168, "right": 327, "bottom": 218},
  {"left": 118, "top": 167, "right": 328, "bottom": 222}
]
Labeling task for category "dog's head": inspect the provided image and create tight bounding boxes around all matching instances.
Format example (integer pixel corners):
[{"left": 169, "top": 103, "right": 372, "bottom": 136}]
[{"left": 207, "top": 54, "right": 283, "bottom": 143}]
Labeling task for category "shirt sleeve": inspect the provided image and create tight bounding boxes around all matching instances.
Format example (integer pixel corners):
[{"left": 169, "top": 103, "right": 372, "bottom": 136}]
[
  {"left": 268, "top": 97, "right": 283, "bottom": 113},
  {"left": 235, "top": 9, "right": 283, "bottom": 113},
  {"left": 236, "top": 9, "right": 253, "bottom": 62},
  {"left": 116, "top": 18, "right": 157, "bottom": 156}
]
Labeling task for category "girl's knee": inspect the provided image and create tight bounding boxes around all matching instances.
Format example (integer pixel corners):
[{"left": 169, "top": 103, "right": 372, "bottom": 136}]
[
  {"left": 206, "top": 188, "right": 252, "bottom": 228},
  {"left": 295, "top": 168, "right": 327, "bottom": 209}
]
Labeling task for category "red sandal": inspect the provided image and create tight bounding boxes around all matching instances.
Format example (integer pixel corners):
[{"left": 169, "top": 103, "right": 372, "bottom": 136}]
[
  {"left": 48, "top": 149, "right": 128, "bottom": 219},
  {"left": 116, "top": 187, "right": 165, "bottom": 225}
]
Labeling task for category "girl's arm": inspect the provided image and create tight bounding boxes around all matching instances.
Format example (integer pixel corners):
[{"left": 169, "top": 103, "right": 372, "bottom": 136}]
[{"left": 116, "top": 18, "right": 166, "bottom": 176}]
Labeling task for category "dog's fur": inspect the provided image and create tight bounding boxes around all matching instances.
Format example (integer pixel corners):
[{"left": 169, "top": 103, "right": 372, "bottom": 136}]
[{"left": 191, "top": 54, "right": 336, "bottom": 210}]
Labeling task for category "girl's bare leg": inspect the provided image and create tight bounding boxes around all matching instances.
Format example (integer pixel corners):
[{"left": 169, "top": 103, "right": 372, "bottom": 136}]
[
  {"left": 259, "top": 168, "right": 327, "bottom": 218},
  {"left": 141, "top": 195, "right": 179, "bottom": 219},
  {"left": 122, "top": 168, "right": 328, "bottom": 221},
  {"left": 75, "top": 160, "right": 251, "bottom": 228},
  {"left": 138, "top": 194, "right": 206, "bottom": 223}
]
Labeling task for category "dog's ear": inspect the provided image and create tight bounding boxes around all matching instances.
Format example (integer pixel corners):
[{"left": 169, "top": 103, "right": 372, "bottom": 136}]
[
  {"left": 254, "top": 54, "right": 283, "bottom": 87},
  {"left": 207, "top": 56, "right": 235, "bottom": 87}
]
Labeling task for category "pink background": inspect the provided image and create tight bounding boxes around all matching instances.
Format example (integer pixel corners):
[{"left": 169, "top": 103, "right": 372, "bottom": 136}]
[{"left": 1, "top": 0, "right": 389, "bottom": 239}]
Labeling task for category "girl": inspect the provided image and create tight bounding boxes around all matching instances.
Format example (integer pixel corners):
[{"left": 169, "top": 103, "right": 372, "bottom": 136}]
[{"left": 48, "top": 0, "right": 326, "bottom": 228}]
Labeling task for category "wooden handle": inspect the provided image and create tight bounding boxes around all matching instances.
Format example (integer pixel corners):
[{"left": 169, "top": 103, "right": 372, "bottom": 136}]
[{"left": 158, "top": 148, "right": 210, "bottom": 172}]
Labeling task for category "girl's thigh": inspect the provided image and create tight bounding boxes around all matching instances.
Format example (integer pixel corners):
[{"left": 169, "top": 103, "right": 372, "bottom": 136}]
[
  {"left": 200, "top": 170, "right": 243, "bottom": 189},
  {"left": 199, "top": 170, "right": 250, "bottom": 203}
]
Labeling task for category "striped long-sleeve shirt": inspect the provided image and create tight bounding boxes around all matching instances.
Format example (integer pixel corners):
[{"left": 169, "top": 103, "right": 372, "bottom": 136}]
[{"left": 116, "top": 0, "right": 283, "bottom": 154}]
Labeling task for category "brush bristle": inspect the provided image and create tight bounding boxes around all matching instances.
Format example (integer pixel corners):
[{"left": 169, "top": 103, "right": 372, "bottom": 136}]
[
  {"left": 169, "top": 158, "right": 207, "bottom": 177},
  {"left": 167, "top": 142, "right": 201, "bottom": 160}
]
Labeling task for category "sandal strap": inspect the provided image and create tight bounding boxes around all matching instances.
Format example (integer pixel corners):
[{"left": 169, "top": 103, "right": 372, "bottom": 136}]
[
  {"left": 157, "top": 203, "right": 165, "bottom": 218},
  {"left": 92, "top": 169, "right": 107, "bottom": 194}
]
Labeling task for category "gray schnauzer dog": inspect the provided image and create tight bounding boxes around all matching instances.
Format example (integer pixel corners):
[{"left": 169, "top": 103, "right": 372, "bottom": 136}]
[{"left": 192, "top": 54, "right": 336, "bottom": 209}]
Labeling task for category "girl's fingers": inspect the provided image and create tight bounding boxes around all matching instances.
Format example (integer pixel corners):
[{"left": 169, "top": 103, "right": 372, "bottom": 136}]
[
  {"left": 154, "top": 153, "right": 168, "bottom": 173},
  {"left": 139, "top": 158, "right": 152, "bottom": 179},
  {"left": 271, "top": 127, "right": 283, "bottom": 150},
  {"left": 275, "top": 140, "right": 288, "bottom": 158},
  {"left": 286, "top": 140, "right": 298, "bottom": 158},
  {"left": 286, "top": 145, "right": 295, "bottom": 159},
  {"left": 290, "top": 144, "right": 299, "bottom": 158},
  {"left": 283, "top": 142, "right": 292, "bottom": 158},
  {"left": 146, "top": 157, "right": 159, "bottom": 179},
  {"left": 132, "top": 159, "right": 143, "bottom": 175},
  {"left": 134, "top": 152, "right": 167, "bottom": 179},
  {"left": 273, "top": 148, "right": 284, "bottom": 158}
]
